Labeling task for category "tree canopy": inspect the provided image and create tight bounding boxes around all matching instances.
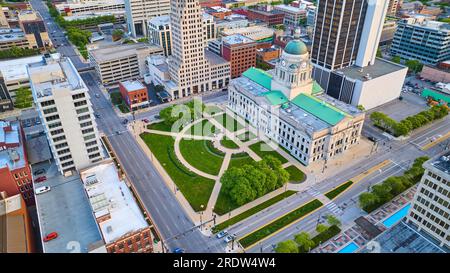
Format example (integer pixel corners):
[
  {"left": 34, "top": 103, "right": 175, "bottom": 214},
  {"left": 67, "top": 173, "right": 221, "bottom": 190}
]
[{"left": 221, "top": 156, "right": 290, "bottom": 206}]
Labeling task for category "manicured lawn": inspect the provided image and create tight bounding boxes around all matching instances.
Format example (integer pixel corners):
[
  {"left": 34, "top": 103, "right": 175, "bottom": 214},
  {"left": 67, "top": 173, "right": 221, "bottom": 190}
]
[
  {"left": 204, "top": 105, "right": 223, "bottom": 115},
  {"left": 220, "top": 137, "right": 239, "bottom": 149},
  {"left": 228, "top": 152, "right": 256, "bottom": 169},
  {"left": 147, "top": 121, "right": 173, "bottom": 132},
  {"left": 213, "top": 187, "right": 239, "bottom": 216},
  {"left": 212, "top": 191, "right": 297, "bottom": 232},
  {"left": 179, "top": 139, "right": 224, "bottom": 175},
  {"left": 214, "top": 113, "right": 245, "bottom": 132},
  {"left": 140, "top": 133, "right": 215, "bottom": 211},
  {"left": 249, "top": 141, "right": 288, "bottom": 164},
  {"left": 325, "top": 181, "right": 353, "bottom": 200},
  {"left": 285, "top": 165, "right": 306, "bottom": 183},
  {"left": 238, "top": 131, "right": 257, "bottom": 142},
  {"left": 189, "top": 119, "right": 217, "bottom": 136},
  {"left": 239, "top": 199, "right": 323, "bottom": 248}
]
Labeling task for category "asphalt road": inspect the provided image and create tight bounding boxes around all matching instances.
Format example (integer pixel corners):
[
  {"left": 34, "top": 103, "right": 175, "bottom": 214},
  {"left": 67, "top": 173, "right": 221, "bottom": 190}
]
[
  {"left": 30, "top": 0, "right": 90, "bottom": 70},
  {"left": 80, "top": 71, "right": 230, "bottom": 252},
  {"left": 243, "top": 116, "right": 450, "bottom": 253}
]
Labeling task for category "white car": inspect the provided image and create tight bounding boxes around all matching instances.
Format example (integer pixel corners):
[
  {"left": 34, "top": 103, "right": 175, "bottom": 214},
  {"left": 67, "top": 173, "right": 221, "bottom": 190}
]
[
  {"left": 35, "top": 186, "right": 51, "bottom": 195},
  {"left": 216, "top": 230, "right": 228, "bottom": 239},
  {"left": 224, "top": 235, "right": 234, "bottom": 243}
]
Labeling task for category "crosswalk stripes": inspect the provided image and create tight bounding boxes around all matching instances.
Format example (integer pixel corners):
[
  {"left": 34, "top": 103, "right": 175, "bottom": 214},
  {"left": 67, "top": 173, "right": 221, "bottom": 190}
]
[
  {"left": 326, "top": 202, "right": 343, "bottom": 215},
  {"left": 306, "top": 187, "right": 321, "bottom": 197}
]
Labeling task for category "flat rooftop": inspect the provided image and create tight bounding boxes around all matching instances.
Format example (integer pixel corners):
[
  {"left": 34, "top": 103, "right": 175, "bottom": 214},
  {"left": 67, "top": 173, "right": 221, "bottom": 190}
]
[
  {"left": 0, "top": 53, "right": 60, "bottom": 83},
  {"left": 221, "top": 25, "right": 274, "bottom": 41},
  {"left": 0, "top": 121, "right": 26, "bottom": 171},
  {"left": 28, "top": 57, "right": 86, "bottom": 98},
  {"left": 205, "top": 49, "right": 229, "bottom": 66},
  {"left": 360, "top": 221, "right": 448, "bottom": 253},
  {"left": 63, "top": 11, "right": 124, "bottom": 21},
  {"left": 222, "top": 33, "right": 255, "bottom": 45},
  {"left": 148, "top": 14, "right": 170, "bottom": 27},
  {"left": 120, "top": 80, "right": 145, "bottom": 92},
  {"left": 0, "top": 29, "right": 26, "bottom": 42},
  {"left": 336, "top": 58, "right": 407, "bottom": 82},
  {"left": 428, "top": 151, "right": 450, "bottom": 175},
  {"left": 80, "top": 162, "right": 149, "bottom": 244},
  {"left": 275, "top": 4, "right": 305, "bottom": 13},
  {"left": 35, "top": 161, "right": 103, "bottom": 253},
  {"left": 89, "top": 43, "right": 161, "bottom": 63}
]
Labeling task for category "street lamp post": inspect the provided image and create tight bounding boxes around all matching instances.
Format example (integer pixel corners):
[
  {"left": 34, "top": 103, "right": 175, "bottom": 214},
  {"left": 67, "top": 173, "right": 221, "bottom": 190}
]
[{"left": 200, "top": 205, "right": 204, "bottom": 230}]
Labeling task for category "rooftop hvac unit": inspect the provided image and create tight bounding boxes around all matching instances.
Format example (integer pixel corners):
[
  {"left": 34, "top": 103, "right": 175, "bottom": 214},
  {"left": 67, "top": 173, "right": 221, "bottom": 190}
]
[{"left": 9, "top": 150, "right": 20, "bottom": 162}]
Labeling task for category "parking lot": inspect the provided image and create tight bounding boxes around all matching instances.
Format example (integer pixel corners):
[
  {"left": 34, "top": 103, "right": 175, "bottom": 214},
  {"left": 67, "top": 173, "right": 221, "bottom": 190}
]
[{"left": 369, "top": 88, "right": 429, "bottom": 122}]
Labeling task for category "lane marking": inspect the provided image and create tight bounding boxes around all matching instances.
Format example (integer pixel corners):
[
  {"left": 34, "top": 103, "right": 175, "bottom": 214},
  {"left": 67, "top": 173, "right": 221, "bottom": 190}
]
[{"left": 421, "top": 130, "right": 450, "bottom": 150}]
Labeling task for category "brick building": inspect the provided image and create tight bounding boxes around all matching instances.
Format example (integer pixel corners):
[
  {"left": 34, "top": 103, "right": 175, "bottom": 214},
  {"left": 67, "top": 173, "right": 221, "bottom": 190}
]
[
  {"left": 80, "top": 161, "right": 156, "bottom": 253},
  {"left": 0, "top": 121, "right": 33, "bottom": 206},
  {"left": 247, "top": 6, "right": 285, "bottom": 26},
  {"left": 222, "top": 34, "right": 257, "bottom": 78},
  {"left": 118, "top": 80, "right": 150, "bottom": 111},
  {"left": 205, "top": 6, "right": 233, "bottom": 20}
]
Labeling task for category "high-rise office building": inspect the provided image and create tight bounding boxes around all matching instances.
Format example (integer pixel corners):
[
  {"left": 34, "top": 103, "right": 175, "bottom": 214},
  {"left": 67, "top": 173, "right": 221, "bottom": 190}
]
[
  {"left": 124, "top": 0, "right": 170, "bottom": 37},
  {"left": 311, "top": 0, "right": 407, "bottom": 110},
  {"left": 28, "top": 55, "right": 103, "bottom": 175},
  {"left": 407, "top": 152, "right": 450, "bottom": 248},
  {"left": 166, "top": 0, "right": 230, "bottom": 99},
  {"left": 311, "top": 0, "right": 388, "bottom": 70}
]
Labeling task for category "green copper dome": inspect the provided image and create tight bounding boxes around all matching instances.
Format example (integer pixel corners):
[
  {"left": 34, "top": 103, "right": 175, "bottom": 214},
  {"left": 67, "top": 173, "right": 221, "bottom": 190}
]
[{"left": 284, "top": 40, "right": 308, "bottom": 55}]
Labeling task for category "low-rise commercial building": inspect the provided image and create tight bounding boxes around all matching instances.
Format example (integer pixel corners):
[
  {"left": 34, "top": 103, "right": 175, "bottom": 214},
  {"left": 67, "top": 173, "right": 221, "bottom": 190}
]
[
  {"left": 221, "top": 25, "right": 275, "bottom": 44},
  {"left": 391, "top": 17, "right": 450, "bottom": 65},
  {"left": 247, "top": 5, "right": 285, "bottom": 26},
  {"left": 215, "top": 14, "right": 249, "bottom": 35},
  {"left": 274, "top": 4, "right": 307, "bottom": 28},
  {"left": 0, "top": 121, "right": 34, "bottom": 206},
  {"left": 0, "top": 28, "right": 30, "bottom": 51},
  {"left": 407, "top": 152, "right": 450, "bottom": 249},
  {"left": 80, "top": 160, "right": 155, "bottom": 253},
  {"left": 118, "top": 80, "right": 149, "bottom": 110},
  {"left": 0, "top": 53, "right": 60, "bottom": 102},
  {"left": 55, "top": 0, "right": 125, "bottom": 16},
  {"left": 222, "top": 34, "right": 257, "bottom": 78},
  {"left": 18, "top": 10, "right": 51, "bottom": 50},
  {"left": 205, "top": 6, "right": 232, "bottom": 20},
  {"left": 0, "top": 192, "right": 35, "bottom": 252},
  {"left": 420, "top": 65, "right": 450, "bottom": 83},
  {"left": 89, "top": 43, "right": 163, "bottom": 85},
  {"left": 314, "top": 58, "right": 408, "bottom": 110}
]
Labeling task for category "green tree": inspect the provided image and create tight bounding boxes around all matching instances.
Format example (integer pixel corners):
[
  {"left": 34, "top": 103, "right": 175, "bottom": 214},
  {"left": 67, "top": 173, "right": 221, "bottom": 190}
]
[
  {"left": 357, "top": 104, "right": 365, "bottom": 111},
  {"left": 326, "top": 215, "right": 341, "bottom": 227},
  {"left": 376, "top": 48, "right": 382, "bottom": 58},
  {"left": 383, "top": 177, "right": 406, "bottom": 196},
  {"left": 316, "top": 224, "right": 329, "bottom": 233},
  {"left": 359, "top": 192, "right": 379, "bottom": 210},
  {"left": 391, "top": 55, "right": 401, "bottom": 64},
  {"left": 275, "top": 240, "right": 299, "bottom": 253},
  {"left": 393, "top": 122, "right": 409, "bottom": 136},
  {"left": 405, "top": 59, "right": 423, "bottom": 73},
  {"left": 112, "top": 29, "right": 124, "bottom": 41},
  {"left": 372, "top": 184, "right": 393, "bottom": 203},
  {"left": 294, "top": 232, "right": 315, "bottom": 252},
  {"left": 154, "top": 84, "right": 165, "bottom": 93}
]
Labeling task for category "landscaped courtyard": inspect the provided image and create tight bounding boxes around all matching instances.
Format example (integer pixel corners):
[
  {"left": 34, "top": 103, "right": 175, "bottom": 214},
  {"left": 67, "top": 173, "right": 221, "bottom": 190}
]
[{"left": 139, "top": 102, "right": 307, "bottom": 228}]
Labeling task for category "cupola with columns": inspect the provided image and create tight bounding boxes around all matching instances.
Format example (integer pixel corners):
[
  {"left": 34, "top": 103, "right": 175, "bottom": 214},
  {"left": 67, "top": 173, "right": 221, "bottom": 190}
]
[{"left": 271, "top": 29, "right": 314, "bottom": 100}]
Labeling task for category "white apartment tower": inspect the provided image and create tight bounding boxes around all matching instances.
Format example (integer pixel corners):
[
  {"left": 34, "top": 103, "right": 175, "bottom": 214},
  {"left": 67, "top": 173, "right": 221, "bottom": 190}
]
[
  {"left": 125, "top": 0, "right": 170, "bottom": 37},
  {"left": 28, "top": 55, "right": 103, "bottom": 175},
  {"left": 167, "top": 0, "right": 230, "bottom": 99},
  {"left": 407, "top": 152, "right": 450, "bottom": 248}
]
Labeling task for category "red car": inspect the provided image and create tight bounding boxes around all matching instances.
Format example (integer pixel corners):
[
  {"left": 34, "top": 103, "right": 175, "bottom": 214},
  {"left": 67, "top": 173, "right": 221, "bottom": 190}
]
[
  {"left": 35, "top": 176, "right": 47, "bottom": 183},
  {"left": 142, "top": 118, "right": 150, "bottom": 123},
  {"left": 43, "top": 232, "right": 58, "bottom": 242}
]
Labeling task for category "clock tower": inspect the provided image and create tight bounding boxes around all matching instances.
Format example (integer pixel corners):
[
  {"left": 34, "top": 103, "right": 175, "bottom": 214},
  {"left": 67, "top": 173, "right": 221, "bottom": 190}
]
[{"left": 271, "top": 29, "right": 314, "bottom": 100}]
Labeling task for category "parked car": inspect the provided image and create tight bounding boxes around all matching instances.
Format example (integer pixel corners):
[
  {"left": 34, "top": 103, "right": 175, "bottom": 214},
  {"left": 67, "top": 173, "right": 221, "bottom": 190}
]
[
  {"left": 216, "top": 230, "right": 228, "bottom": 239},
  {"left": 154, "top": 115, "right": 160, "bottom": 119},
  {"left": 43, "top": 232, "right": 58, "bottom": 242},
  {"left": 172, "top": 248, "right": 184, "bottom": 253},
  {"left": 35, "top": 176, "right": 47, "bottom": 183},
  {"left": 33, "top": 169, "right": 45, "bottom": 176},
  {"left": 142, "top": 118, "right": 150, "bottom": 123},
  {"left": 94, "top": 113, "right": 100, "bottom": 118},
  {"left": 35, "top": 186, "right": 51, "bottom": 195},
  {"left": 368, "top": 136, "right": 377, "bottom": 142},
  {"left": 122, "top": 119, "right": 128, "bottom": 124},
  {"left": 224, "top": 235, "right": 234, "bottom": 243},
  {"left": 95, "top": 93, "right": 100, "bottom": 98}
]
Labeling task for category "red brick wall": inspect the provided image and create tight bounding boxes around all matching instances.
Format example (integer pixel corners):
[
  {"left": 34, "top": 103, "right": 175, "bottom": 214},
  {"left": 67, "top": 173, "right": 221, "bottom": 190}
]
[
  {"left": 223, "top": 42, "right": 257, "bottom": 78},
  {"left": 106, "top": 227, "right": 153, "bottom": 253}
]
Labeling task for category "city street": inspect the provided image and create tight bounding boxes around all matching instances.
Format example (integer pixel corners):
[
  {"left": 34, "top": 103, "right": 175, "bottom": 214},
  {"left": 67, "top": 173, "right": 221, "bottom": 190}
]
[
  {"left": 30, "top": 0, "right": 450, "bottom": 253},
  {"left": 30, "top": 0, "right": 90, "bottom": 70}
]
